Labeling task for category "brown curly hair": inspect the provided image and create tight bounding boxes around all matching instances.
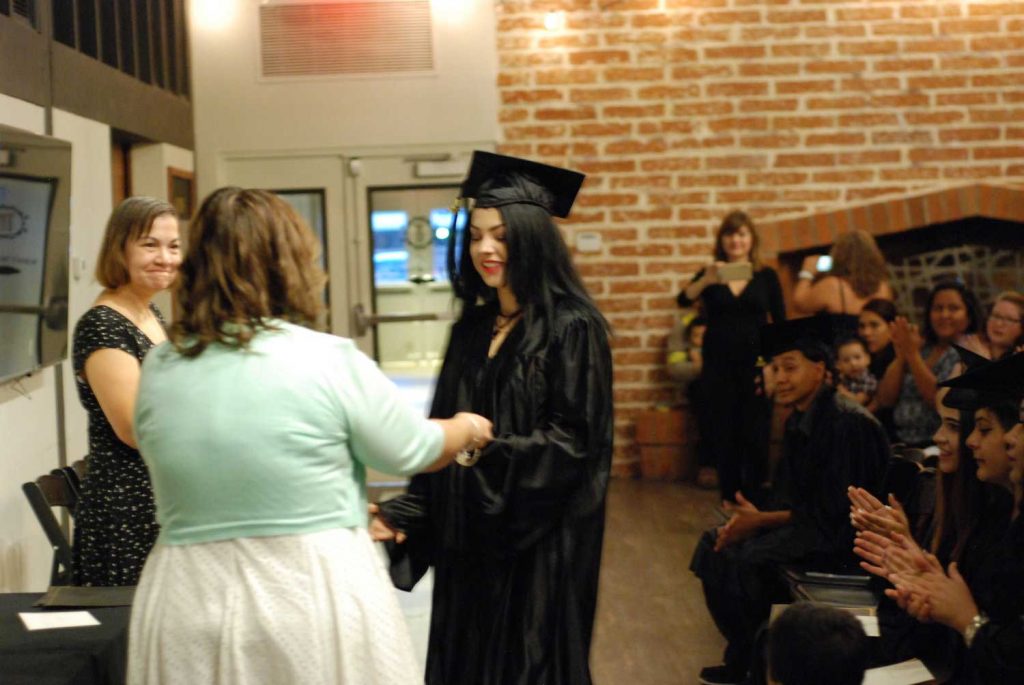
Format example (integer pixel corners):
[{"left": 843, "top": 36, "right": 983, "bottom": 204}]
[
  {"left": 829, "top": 230, "right": 888, "bottom": 298},
  {"left": 171, "top": 187, "right": 326, "bottom": 357}
]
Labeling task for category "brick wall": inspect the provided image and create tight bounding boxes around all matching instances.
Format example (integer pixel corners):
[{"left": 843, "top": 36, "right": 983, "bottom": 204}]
[{"left": 492, "top": 0, "right": 1024, "bottom": 475}]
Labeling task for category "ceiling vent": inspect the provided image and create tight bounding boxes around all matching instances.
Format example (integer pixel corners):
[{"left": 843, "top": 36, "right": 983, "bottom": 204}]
[{"left": 259, "top": 1, "right": 434, "bottom": 78}]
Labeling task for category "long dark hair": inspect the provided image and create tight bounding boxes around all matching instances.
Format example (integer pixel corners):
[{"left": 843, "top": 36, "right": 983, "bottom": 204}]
[
  {"left": 931, "top": 399, "right": 986, "bottom": 563},
  {"left": 448, "top": 199, "right": 607, "bottom": 353},
  {"left": 861, "top": 297, "right": 897, "bottom": 324},
  {"left": 921, "top": 280, "right": 984, "bottom": 346}
]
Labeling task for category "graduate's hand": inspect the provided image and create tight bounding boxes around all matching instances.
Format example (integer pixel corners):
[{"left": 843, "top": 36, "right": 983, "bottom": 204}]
[
  {"left": 853, "top": 530, "right": 892, "bottom": 579},
  {"left": 714, "top": 492, "right": 761, "bottom": 551},
  {"left": 890, "top": 560, "right": 979, "bottom": 632},
  {"left": 849, "top": 489, "right": 910, "bottom": 537},
  {"left": 368, "top": 503, "right": 406, "bottom": 544}
]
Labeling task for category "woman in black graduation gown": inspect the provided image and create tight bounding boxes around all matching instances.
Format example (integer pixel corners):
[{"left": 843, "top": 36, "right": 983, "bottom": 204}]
[{"left": 373, "top": 151, "right": 613, "bottom": 685}]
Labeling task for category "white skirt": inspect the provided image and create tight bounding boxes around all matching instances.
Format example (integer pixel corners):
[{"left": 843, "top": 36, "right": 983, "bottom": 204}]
[{"left": 127, "top": 527, "right": 422, "bottom": 685}]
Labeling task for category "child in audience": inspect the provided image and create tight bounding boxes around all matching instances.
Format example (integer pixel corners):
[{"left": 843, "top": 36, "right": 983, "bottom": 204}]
[
  {"left": 835, "top": 335, "right": 877, "bottom": 406},
  {"left": 767, "top": 602, "right": 868, "bottom": 685}
]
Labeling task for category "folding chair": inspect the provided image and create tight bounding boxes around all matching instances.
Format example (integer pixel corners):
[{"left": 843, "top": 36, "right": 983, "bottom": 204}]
[{"left": 22, "top": 472, "right": 77, "bottom": 586}]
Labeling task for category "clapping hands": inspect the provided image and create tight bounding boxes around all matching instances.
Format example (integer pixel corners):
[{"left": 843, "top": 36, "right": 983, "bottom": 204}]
[{"left": 890, "top": 316, "right": 923, "bottom": 360}]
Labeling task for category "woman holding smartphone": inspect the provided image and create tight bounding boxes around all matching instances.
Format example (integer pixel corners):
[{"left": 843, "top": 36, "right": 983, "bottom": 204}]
[
  {"left": 678, "top": 210, "right": 785, "bottom": 503},
  {"left": 792, "top": 229, "right": 893, "bottom": 318}
]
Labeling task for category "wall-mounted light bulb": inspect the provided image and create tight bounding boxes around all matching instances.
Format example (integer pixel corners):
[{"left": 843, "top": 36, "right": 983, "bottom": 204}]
[{"left": 544, "top": 11, "right": 566, "bottom": 32}]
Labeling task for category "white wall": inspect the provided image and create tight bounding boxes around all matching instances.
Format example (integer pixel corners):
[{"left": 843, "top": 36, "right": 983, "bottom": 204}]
[
  {"left": 0, "top": 97, "right": 114, "bottom": 591},
  {"left": 189, "top": 0, "right": 499, "bottom": 195}
]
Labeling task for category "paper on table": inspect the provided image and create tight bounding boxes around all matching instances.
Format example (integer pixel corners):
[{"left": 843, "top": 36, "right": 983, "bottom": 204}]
[
  {"left": 864, "top": 659, "right": 935, "bottom": 685},
  {"left": 19, "top": 611, "right": 100, "bottom": 631},
  {"left": 857, "top": 614, "right": 880, "bottom": 637}
]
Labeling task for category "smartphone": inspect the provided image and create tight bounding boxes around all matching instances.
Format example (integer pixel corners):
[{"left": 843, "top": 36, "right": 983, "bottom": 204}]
[
  {"left": 718, "top": 261, "right": 753, "bottom": 282},
  {"left": 816, "top": 255, "right": 833, "bottom": 272}
]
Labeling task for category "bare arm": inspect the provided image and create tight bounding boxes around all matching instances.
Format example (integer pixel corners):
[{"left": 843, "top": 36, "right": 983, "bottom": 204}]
[
  {"left": 792, "top": 275, "right": 841, "bottom": 316},
  {"left": 423, "top": 413, "right": 494, "bottom": 472},
  {"left": 84, "top": 348, "right": 144, "bottom": 448}
]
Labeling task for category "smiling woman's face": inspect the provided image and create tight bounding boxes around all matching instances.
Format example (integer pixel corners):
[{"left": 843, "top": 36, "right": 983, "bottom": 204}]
[{"left": 469, "top": 207, "right": 509, "bottom": 289}]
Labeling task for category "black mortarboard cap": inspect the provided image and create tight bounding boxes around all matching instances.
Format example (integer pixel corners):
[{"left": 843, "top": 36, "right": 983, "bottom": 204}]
[
  {"left": 459, "top": 150, "right": 585, "bottom": 218},
  {"left": 760, "top": 315, "right": 836, "bottom": 360},
  {"left": 940, "top": 351, "right": 1024, "bottom": 410}
]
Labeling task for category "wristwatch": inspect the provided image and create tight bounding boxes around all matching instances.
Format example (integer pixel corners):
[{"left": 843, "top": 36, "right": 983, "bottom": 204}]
[{"left": 963, "top": 613, "right": 989, "bottom": 648}]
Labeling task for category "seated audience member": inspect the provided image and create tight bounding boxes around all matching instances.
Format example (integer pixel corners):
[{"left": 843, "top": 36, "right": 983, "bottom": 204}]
[
  {"left": 667, "top": 314, "right": 716, "bottom": 488},
  {"left": 835, "top": 336, "right": 876, "bottom": 407},
  {"left": 766, "top": 603, "right": 869, "bottom": 685},
  {"left": 859, "top": 354, "right": 1023, "bottom": 683},
  {"left": 127, "top": 188, "right": 494, "bottom": 684},
  {"left": 690, "top": 316, "right": 889, "bottom": 685},
  {"left": 876, "top": 280, "right": 984, "bottom": 447},
  {"left": 858, "top": 298, "right": 898, "bottom": 437},
  {"left": 977, "top": 291, "right": 1024, "bottom": 360}
]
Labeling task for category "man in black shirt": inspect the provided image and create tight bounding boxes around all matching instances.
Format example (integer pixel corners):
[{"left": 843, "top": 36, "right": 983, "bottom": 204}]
[{"left": 691, "top": 316, "right": 890, "bottom": 685}]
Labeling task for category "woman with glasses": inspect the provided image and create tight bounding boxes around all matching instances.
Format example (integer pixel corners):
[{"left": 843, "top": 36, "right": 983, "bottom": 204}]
[{"left": 980, "top": 291, "right": 1024, "bottom": 361}]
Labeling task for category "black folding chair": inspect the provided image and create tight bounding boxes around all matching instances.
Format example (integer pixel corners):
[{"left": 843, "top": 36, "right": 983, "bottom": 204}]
[{"left": 22, "top": 473, "right": 77, "bottom": 586}]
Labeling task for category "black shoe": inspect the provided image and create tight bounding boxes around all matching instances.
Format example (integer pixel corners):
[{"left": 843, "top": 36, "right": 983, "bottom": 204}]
[{"left": 698, "top": 664, "right": 747, "bottom": 685}]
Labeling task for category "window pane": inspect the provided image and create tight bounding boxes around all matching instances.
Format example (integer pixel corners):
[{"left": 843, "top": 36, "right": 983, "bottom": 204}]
[
  {"left": 77, "top": 0, "right": 98, "bottom": 58},
  {"left": 52, "top": 0, "right": 74, "bottom": 46},
  {"left": 136, "top": 0, "right": 151, "bottom": 83},
  {"left": 371, "top": 211, "right": 409, "bottom": 286},
  {"left": 100, "top": 0, "right": 118, "bottom": 67},
  {"left": 117, "top": 0, "right": 135, "bottom": 76}
]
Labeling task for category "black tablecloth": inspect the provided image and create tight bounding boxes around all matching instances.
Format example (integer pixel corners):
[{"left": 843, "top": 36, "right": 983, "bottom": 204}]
[{"left": 0, "top": 593, "right": 128, "bottom": 685}]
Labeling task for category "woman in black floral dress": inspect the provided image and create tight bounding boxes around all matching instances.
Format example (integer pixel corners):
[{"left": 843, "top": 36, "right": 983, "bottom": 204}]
[{"left": 72, "top": 197, "right": 180, "bottom": 586}]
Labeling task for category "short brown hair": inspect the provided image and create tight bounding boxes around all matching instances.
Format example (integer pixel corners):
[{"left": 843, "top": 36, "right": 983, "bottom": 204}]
[
  {"left": 94, "top": 196, "right": 177, "bottom": 288},
  {"left": 712, "top": 210, "right": 761, "bottom": 269},
  {"left": 171, "top": 187, "right": 326, "bottom": 357}
]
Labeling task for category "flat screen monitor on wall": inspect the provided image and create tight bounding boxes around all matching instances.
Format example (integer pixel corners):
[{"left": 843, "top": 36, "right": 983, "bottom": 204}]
[{"left": 0, "top": 125, "right": 72, "bottom": 385}]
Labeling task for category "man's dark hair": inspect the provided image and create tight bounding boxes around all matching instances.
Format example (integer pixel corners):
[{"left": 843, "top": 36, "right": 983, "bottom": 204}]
[{"left": 768, "top": 603, "right": 868, "bottom": 685}]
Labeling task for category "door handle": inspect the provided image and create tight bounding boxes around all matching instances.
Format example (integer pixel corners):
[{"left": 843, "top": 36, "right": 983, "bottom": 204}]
[
  {"left": 352, "top": 303, "right": 454, "bottom": 337},
  {"left": 0, "top": 297, "right": 69, "bottom": 330}
]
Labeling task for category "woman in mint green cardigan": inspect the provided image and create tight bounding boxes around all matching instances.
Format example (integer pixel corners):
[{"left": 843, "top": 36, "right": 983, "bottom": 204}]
[{"left": 127, "top": 187, "right": 492, "bottom": 685}]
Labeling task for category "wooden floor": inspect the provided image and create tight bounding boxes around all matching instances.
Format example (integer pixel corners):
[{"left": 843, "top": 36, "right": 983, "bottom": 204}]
[{"left": 590, "top": 478, "right": 725, "bottom": 685}]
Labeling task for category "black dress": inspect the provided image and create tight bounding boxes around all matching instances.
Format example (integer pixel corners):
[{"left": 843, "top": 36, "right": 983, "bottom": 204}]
[
  {"left": 677, "top": 267, "right": 785, "bottom": 500},
  {"left": 71, "top": 304, "right": 162, "bottom": 586},
  {"left": 378, "top": 301, "right": 613, "bottom": 685}
]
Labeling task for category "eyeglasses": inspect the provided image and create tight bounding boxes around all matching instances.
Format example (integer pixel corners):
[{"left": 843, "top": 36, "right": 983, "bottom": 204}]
[{"left": 989, "top": 312, "right": 1023, "bottom": 326}]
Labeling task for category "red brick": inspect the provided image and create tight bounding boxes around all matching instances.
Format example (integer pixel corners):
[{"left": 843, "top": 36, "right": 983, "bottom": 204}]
[
  {"left": 500, "top": 53, "right": 563, "bottom": 68},
  {"left": 604, "top": 139, "right": 669, "bottom": 155},
  {"left": 577, "top": 158, "right": 630, "bottom": 172},
  {"left": 707, "top": 82, "right": 770, "bottom": 97},
  {"left": 708, "top": 116, "right": 770, "bottom": 132},
  {"left": 610, "top": 244, "right": 675, "bottom": 257},
  {"left": 611, "top": 208, "right": 673, "bottom": 222},
  {"left": 605, "top": 31, "right": 669, "bottom": 47},
  {"left": 697, "top": 10, "right": 762, "bottom": 25},
  {"left": 807, "top": 96, "right": 869, "bottom": 110},
  {"left": 740, "top": 133, "right": 801, "bottom": 148},
  {"left": 776, "top": 153, "right": 836, "bottom": 167},
  {"left": 903, "top": 39, "right": 967, "bottom": 53},
  {"left": 569, "top": 50, "right": 631, "bottom": 65},
  {"left": 640, "top": 158, "right": 701, "bottom": 171},
  {"left": 937, "top": 92, "right": 999, "bottom": 106},
  {"left": 649, "top": 226, "right": 709, "bottom": 239},
  {"left": 566, "top": 13, "right": 628, "bottom": 30},
  {"left": 645, "top": 296, "right": 681, "bottom": 312},
  {"left": 594, "top": 297, "right": 644, "bottom": 313},
  {"left": 974, "top": 146, "right": 1024, "bottom": 160},
  {"left": 595, "top": 0, "right": 659, "bottom": 9},
  {"left": 497, "top": 16, "right": 544, "bottom": 31},
  {"left": 939, "top": 19, "right": 1001, "bottom": 34},
  {"left": 806, "top": 60, "right": 868, "bottom": 74},
  {"left": 638, "top": 85, "right": 700, "bottom": 99},
  {"left": 537, "top": 33, "right": 600, "bottom": 50},
  {"left": 502, "top": 88, "right": 564, "bottom": 104},
  {"left": 909, "top": 148, "right": 970, "bottom": 163},
  {"left": 609, "top": 175, "right": 673, "bottom": 189},
  {"left": 938, "top": 127, "right": 1002, "bottom": 143},
  {"left": 569, "top": 87, "right": 633, "bottom": 103},
  {"left": 604, "top": 104, "right": 666, "bottom": 118},
  {"left": 767, "top": 9, "right": 827, "bottom": 23},
  {"left": 813, "top": 169, "right": 875, "bottom": 184},
  {"left": 775, "top": 79, "right": 836, "bottom": 94},
  {"left": 504, "top": 125, "right": 566, "bottom": 140},
  {"left": 871, "top": 22, "right": 935, "bottom": 37},
  {"left": 536, "top": 69, "right": 598, "bottom": 85},
  {"left": 904, "top": 111, "right": 965, "bottom": 125},
  {"left": 571, "top": 122, "right": 632, "bottom": 136},
  {"left": 609, "top": 280, "right": 676, "bottom": 295},
  {"left": 838, "top": 41, "right": 900, "bottom": 56},
  {"left": 705, "top": 154, "right": 769, "bottom": 170},
  {"left": 739, "top": 63, "right": 801, "bottom": 77},
  {"left": 771, "top": 43, "right": 831, "bottom": 58},
  {"left": 671, "top": 65, "right": 734, "bottom": 80},
  {"left": 648, "top": 191, "right": 711, "bottom": 205},
  {"left": 718, "top": 189, "right": 779, "bottom": 203},
  {"left": 646, "top": 262, "right": 705, "bottom": 275},
  {"left": 605, "top": 67, "right": 665, "bottom": 82},
  {"left": 942, "top": 165, "right": 1004, "bottom": 179},
  {"left": 500, "top": 109, "right": 528, "bottom": 123},
  {"left": 637, "top": 121, "right": 697, "bottom": 135},
  {"left": 806, "top": 25, "right": 866, "bottom": 38},
  {"left": 973, "top": 36, "right": 1024, "bottom": 51},
  {"left": 781, "top": 189, "right": 842, "bottom": 203},
  {"left": 496, "top": 143, "right": 534, "bottom": 157},
  {"left": 497, "top": 72, "right": 530, "bottom": 87},
  {"left": 839, "top": 77, "right": 901, "bottom": 91},
  {"left": 705, "top": 45, "right": 766, "bottom": 59},
  {"left": 900, "top": 5, "right": 938, "bottom": 19},
  {"left": 746, "top": 171, "right": 809, "bottom": 186},
  {"left": 941, "top": 55, "right": 1002, "bottom": 70},
  {"left": 672, "top": 102, "right": 734, "bottom": 116},
  {"left": 575, "top": 192, "right": 640, "bottom": 207},
  {"left": 836, "top": 7, "right": 893, "bottom": 21},
  {"left": 632, "top": 13, "right": 671, "bottom": 28},
  {"left": 846, "top": 187, "right": 907, "bottom": 202},
  {"left": 973, "top": 73, "right": 1024, "bottom": 87},
  {"left": 675, "top": 173, "right": 741, "bottom": 187},
  {"left": 577, "top": 262, "right": 640, "bottom": 277},
  {"left": 805, "top": 132, "right": 867, "bottom": 147},
  {"left": 535, "top": 106, "right": 597, "bottom": 121},
  {"left": 873, "top": 58, "right": 935, "bottom": 72},
  {"left": 773, "top": 115, "right": 835, "bottom": 129},
  {"left": 880, "top": 168, "right": 942, "bottom": 181},
  {"left": 907, "top": 75, "right": 969, "bottom": 89},
  {"left": 838, "top": 150, "right": 902, "bottom": 165},
  {"left": 739, "top": 98, "right": 800, "bottom": 113},
  {"left": 873, "top": 94, "right": 930, "bottom": 108},
  {"left": 969, "top": 3, "right": 1024, "bottom": 15},
  {"left": 740, "top": 26, "right": 801, "bottom": 41}
]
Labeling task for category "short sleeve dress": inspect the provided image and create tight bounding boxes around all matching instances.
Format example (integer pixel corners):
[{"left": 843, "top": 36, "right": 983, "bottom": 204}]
[{"left": 72, "top": 304, "right": 163, "bottom": 586}]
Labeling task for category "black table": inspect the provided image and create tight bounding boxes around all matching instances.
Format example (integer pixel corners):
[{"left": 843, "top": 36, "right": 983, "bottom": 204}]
[{"left": 0, "top": 593, "right": 128, "bottom": 685}]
